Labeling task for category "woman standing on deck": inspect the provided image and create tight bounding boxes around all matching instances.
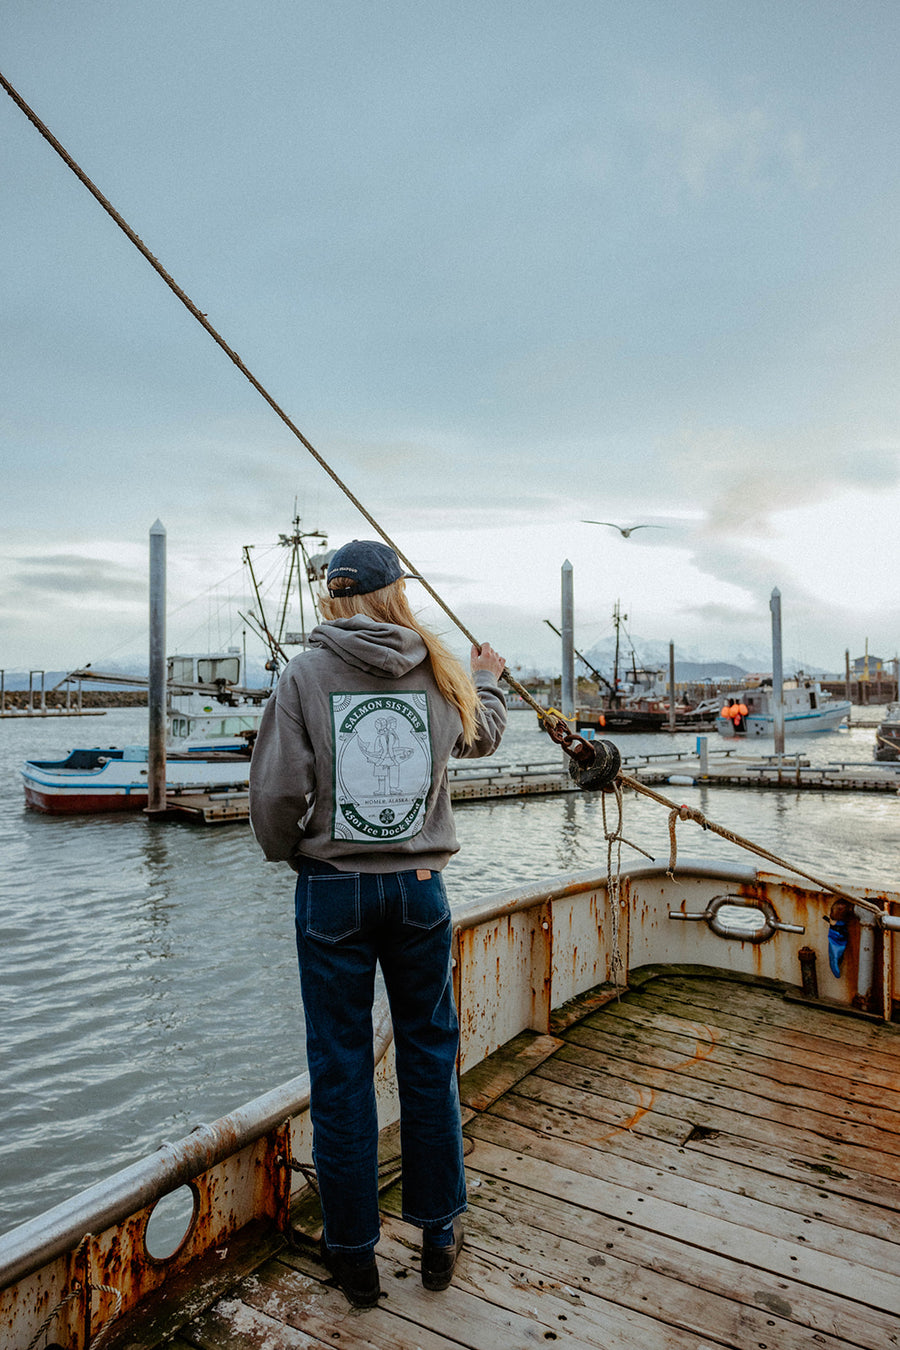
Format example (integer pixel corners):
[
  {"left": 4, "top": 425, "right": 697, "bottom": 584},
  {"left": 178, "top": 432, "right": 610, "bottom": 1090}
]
[{"left": 249, "top": 539, "right": 507, "bottom": 1307}]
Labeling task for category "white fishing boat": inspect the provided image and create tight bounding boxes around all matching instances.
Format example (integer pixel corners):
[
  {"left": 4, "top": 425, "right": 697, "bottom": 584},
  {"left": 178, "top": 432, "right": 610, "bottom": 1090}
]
[
  {"left": 20, "top": 651, "right": 269, "bottom": 813},
  {"left": 717, "top": 677, "right": 850, "bottom": 737},
  {"left": 21, "top": 517, "right": 333, "bottom": 814},
  {"left": 2, "top": 854, "right": 898, "bottom": 1348}
]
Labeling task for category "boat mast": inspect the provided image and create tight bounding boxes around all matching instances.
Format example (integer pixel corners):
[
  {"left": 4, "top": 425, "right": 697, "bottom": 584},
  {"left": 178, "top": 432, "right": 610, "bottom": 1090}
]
[
  {"left": 543, "top": 621, "right": 615, "bottom": 696},
  {"left": 242, "top": 544, "right": 288, "bottom": 676},
  {"left": 277, "top": 511, "right": 327, "bottom": 649},
  {"left": 612, "top": 601, "right": 624, "bottom": 708}
]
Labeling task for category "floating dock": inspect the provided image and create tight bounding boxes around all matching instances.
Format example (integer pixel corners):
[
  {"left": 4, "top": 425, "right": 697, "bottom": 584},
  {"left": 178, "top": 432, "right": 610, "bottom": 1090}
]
[
  {"left": 160, "top": 750, "right": 900, "bottom": 824},
  {"left": 632, "top": 753, "right": 900, "bottom": 794},
  {"left": 0, "top": 708, "right": 106, "bottom": 719},
  {"left": 162, "top": 761, "right": 578, "bottom": 823}
]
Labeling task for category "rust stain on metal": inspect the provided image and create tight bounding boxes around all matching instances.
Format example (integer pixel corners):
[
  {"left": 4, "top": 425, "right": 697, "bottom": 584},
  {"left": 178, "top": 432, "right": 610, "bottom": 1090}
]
[
  {"left": 457, "top": 926, "right": 482, "bottom": 1043},
  {"left": 79, "top": 1121, "right": 292, "bottom": 1344},
  {"left": 530, "top": 901, "right": 553, "bottom": 1031},
  {"left": 0, "top": 1241, "right": 90, "bottom": 1350}
]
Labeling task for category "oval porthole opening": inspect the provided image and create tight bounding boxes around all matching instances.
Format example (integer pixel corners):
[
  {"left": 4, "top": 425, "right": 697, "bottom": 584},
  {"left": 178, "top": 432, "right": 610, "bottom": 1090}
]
[
  {"left": 715, "top": 903, "right": 768, "bottom": 937},
  {"left": 144, "top": 1184, "right": 197, "bottom": 1261}
]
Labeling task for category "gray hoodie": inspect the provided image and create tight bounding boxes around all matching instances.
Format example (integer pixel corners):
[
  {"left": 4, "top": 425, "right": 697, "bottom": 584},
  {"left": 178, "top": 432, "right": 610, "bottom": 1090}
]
[{"left": 249, "top": 615, "right": 507, "bottom": 872}]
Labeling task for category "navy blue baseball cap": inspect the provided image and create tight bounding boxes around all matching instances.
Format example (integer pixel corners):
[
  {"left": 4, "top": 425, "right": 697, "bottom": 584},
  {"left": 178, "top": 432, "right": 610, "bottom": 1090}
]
[{"left": 326, "top": 539, "right": 421, "bottom": 596}]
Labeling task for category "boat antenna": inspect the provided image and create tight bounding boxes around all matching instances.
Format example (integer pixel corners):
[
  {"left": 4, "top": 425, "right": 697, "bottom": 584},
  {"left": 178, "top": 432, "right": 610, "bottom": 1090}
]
[
  {"left": 612, "top": 601, "right": 624, "bottom": 707},
  {"left": 0, "top": 70, "right": 607, "bottom": 774}
]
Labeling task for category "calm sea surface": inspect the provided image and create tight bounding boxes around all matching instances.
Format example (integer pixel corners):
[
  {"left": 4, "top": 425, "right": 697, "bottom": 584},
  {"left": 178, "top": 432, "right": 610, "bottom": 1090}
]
[{"left": 2, "top": 705, "right": 898, "bottom": 1237}]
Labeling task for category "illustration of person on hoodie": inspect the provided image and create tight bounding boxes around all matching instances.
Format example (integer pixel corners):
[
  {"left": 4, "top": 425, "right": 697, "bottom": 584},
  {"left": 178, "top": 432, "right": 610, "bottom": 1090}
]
[{"left": 359, "top": 715, "right": 413, "bottom": 795}]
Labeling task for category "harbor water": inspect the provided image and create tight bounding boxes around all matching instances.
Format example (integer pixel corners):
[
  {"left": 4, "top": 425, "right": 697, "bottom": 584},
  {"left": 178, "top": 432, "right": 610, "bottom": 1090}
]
[{"left": 1, "top": 706, "right": 899, "bottom": 1239}]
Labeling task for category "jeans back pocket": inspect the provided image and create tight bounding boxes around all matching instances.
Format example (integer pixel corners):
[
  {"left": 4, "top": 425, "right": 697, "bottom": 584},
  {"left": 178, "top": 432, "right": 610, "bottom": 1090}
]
[
  {"left": 400, "top": 869, "right": 451, "bottom": 930},
  {"left": 299, "top": 870, "right": 362, "bottom": 943}
]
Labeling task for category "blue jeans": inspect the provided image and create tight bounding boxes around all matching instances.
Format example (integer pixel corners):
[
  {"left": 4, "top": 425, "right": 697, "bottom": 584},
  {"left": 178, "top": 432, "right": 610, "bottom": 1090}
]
[{"left": 294, "top": 860, "right": 467, "bottom": 1253}]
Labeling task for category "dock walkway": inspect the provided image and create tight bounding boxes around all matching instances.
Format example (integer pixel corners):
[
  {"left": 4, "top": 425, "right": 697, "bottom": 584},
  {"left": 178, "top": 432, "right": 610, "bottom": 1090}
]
[
  {"left": 163, "top": 761, "right": 579, "bottom": 822},
  {"left": 163, "top": 751, "right": 900, "bottom": 822},
  {"left": 170, "top": 973, "right": 900, "bottom": 1349},
  {"left": 633, "top": 754, "right": 900, "bottom": 794}
]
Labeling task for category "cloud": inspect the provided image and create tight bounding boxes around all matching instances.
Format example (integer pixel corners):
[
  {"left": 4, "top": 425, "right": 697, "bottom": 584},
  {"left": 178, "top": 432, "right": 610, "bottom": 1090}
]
[
  {"left": 6, "top": 554, "right": 146, "bottom": 600},
  {"left": 681, "top": 599, "right": 766, "bottom": 629},
  {"left": 632, "top": 75, "right": 825, "bottom": 200},
  {"left": 667, "top": 424, "right": 900, "bottom": 541}
]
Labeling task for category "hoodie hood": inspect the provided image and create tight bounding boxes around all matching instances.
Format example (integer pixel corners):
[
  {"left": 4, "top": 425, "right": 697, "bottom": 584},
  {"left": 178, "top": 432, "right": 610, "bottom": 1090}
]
[{"left": 308, "top": 614, "right": 428, "bottom": 678}]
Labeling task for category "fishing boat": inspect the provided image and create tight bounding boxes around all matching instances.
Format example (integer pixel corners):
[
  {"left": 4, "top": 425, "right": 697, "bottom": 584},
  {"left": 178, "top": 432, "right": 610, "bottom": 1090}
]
[
  {"left": 4, "top": 69, "right": 898, "bottom": 1349},
  {"left": 2, "top": 854, "right": 898, "bottom": 1348},
  {"left": 576, "top": 701, "right": 668, "bottom": 734},
  {"left": 20, "top": 650, "right": 268, "bottom": 813},
  {"left": 577, "top": 694, "right": 723, "bottom": 736},
  {"left": 874, "top": 704, "right": 900, "bottom": 762},
  {"left": 20, "top": 517, "right": 333, "bottom": 814},
  {"left": 717, "top": 677, "right": 851, "bottom": 738},
  {"left": 553, "top": 602, "right": 712, "bottom": 734}
]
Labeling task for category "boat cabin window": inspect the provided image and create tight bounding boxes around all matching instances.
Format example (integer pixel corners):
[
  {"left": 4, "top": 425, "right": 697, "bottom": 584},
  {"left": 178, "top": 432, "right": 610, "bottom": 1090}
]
[
  {"left": 197, "top": 657, "right": 240, "bottom": 686},
  {"left": 809, "top": 691, "right": 817, "bottom": 709},
  {"left": 219, "top": 716, "right": 257, "bottom": 734},
  {"left": 206, "top": 717, "right": 258, "bottom": 737},
  {"left": 169, "top": 657, "right": 194, "bottom": 683}
]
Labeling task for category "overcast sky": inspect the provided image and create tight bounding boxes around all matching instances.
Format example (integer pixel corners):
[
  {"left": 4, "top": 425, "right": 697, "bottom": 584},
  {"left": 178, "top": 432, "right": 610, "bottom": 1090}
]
[{"left": 2, "top": 1, "right": 898, "bottom": 677}]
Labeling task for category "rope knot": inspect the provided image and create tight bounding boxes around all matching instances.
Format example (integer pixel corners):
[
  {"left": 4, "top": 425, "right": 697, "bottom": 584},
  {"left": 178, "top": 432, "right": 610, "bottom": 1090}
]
[
  {"left": 666, "top": 803, "right": 709, "bottom": 876},
  {"left": 676, "top": 803, "right": 708, "bottom": 828}
]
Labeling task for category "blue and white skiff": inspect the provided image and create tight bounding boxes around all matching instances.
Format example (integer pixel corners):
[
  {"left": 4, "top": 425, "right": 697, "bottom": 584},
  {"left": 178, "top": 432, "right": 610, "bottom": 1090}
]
[{"left": 21, "top": 652, "right": 268, "bottom": 813}]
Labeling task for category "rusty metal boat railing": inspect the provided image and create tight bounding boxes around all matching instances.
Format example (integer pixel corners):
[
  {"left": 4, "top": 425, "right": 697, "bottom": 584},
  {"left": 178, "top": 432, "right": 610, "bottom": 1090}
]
[{"left": 2, "top": 857, "right": 898, "bottom": 1348}]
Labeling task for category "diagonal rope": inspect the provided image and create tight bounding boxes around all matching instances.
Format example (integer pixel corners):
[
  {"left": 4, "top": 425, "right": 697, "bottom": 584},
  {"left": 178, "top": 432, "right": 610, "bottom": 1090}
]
[
  {"left": 618, "top": 769, "right": 882, "bottom": 915},
  {"left": 0, "top": 70, "right": 553, "bottom": 724},
  {"left": 5, "top": 69, "right": 890, "bottom": 915}
]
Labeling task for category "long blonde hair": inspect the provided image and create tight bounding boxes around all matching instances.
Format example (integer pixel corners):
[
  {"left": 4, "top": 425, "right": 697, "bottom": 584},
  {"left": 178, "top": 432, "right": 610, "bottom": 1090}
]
[{"left": 319, "top": 579, "right": 481, "bottom": 746}]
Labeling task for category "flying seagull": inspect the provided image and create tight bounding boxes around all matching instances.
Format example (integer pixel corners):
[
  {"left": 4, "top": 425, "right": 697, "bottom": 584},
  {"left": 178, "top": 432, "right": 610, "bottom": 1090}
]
[{"left": 581, "top": 521, "right": 666, "bottom": 538}]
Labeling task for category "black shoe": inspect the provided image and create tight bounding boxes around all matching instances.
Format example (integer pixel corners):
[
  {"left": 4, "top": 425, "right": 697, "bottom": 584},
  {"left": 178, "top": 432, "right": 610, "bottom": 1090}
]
[
  {"left": 421, "top": 1217, "right": 464, "bottom": 1291},
  {"left": 319, "top": 1238, "right": 381, "bottom": 1308}
]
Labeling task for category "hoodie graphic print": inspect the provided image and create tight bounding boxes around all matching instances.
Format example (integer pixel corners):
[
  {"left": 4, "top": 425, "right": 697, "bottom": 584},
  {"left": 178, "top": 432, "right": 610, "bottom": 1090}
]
[
  {"left": 249, "top": 614, "right": 507, "bottom": 873},
  {"left": 331, "top": 690, "right": 433, "bottom": 842}
]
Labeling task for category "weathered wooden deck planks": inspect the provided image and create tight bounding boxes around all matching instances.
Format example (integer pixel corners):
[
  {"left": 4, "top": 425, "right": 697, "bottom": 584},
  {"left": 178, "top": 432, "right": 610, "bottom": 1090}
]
[{"left": 175, "top": 974, "right": 900, "bottom": 1349}]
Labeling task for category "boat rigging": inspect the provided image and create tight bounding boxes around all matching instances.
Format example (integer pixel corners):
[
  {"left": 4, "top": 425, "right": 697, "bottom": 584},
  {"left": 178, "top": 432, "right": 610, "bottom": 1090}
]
[{"left": 241, "top": 513, "right": 332, "bottom": 676}]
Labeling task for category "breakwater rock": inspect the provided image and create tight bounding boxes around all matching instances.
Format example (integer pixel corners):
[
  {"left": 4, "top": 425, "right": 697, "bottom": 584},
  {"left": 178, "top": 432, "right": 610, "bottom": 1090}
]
[{"left": 0, "top": 690, "right": 148, "bottom": 711}]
